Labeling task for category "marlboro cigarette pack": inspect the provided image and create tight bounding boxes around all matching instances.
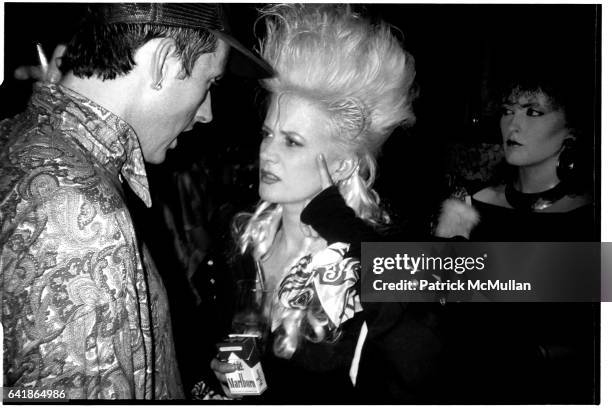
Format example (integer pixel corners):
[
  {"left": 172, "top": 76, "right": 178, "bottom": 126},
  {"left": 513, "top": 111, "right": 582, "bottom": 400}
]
[{"left": 217, "top": 335, "right": 267, "bottom": 396}]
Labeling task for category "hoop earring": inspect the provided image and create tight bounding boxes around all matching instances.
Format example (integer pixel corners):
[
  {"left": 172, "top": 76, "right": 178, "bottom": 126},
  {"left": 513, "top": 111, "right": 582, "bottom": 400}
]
[{"left": 556, "top": 138, "right": 576, "bottom": 181}]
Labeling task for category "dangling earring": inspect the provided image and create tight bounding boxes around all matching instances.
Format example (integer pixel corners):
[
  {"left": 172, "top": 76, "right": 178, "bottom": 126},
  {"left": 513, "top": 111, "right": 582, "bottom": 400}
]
[
  {"left": 151, "top": 78, "right": 163, "bottom": 90},
  {"left": 556, "top": 138, "right": 577, "bottom": 182}
]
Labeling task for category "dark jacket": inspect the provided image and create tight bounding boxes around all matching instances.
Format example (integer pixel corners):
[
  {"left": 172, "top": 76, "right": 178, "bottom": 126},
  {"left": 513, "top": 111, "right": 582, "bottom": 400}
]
[{"left": 302, "top": 187, "right": 445, "bottom": 403}]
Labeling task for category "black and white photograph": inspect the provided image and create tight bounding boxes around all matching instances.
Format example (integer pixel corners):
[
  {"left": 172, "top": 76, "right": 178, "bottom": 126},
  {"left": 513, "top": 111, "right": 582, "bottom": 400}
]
[{"left": 0, "top": 2, "right": 603, "bottom": 404}]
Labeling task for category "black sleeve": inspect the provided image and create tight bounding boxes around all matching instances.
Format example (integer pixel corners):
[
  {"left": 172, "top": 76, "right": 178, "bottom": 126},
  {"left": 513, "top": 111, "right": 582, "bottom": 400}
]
[
  {"left": 300, "top": 186, "right": 381, "bottom": 257},
  {"left": 356, "top": 303, "right": 444, "bottom": 403},
  {"left": 289, "top": 312, "right": 365, "bottom": 372}
]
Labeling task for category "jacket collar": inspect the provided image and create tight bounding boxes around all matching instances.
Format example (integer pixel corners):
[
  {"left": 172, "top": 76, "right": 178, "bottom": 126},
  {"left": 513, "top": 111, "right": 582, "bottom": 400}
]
[{"left": 31, "top": 83, "right": 152, "bottom": 207}]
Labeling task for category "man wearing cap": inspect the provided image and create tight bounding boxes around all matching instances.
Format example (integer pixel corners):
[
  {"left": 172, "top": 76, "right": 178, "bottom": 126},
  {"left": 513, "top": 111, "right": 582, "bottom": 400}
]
[{"left": 0, "top": 3, "right": 272, "bottom": 400}]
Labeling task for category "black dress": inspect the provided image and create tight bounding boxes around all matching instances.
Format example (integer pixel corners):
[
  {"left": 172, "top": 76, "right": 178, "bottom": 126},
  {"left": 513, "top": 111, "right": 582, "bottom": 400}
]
[
  {"left": 470, "top": 197, "right": 595, "bottom": 241},
  {"left": 440, "top": 197, "right": 599, "bottom": 404}
]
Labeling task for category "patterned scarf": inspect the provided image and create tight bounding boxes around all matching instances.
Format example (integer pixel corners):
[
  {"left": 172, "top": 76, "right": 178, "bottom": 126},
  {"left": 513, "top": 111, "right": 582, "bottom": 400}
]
[{"left": 271, "top": 242, "right": 362, "bottom": 331}]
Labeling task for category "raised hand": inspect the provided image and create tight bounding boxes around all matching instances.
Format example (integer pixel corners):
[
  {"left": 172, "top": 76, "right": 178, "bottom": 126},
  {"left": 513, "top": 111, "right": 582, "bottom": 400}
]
[
  {"left": 14, "top": 44, "right": 66, "bottom": 83},
  {"left": 298, "top": 153, "right": 336, "bottom": 239}
]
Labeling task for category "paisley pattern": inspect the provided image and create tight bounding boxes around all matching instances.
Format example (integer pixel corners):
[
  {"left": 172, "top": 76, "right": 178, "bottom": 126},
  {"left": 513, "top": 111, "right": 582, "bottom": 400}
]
[{"left": 0, "top": 83, "right": 182, "bottom": 399}]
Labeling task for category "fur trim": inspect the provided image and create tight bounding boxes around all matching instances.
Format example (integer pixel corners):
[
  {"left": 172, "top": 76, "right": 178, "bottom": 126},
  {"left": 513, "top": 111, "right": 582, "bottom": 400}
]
[{"left": 434, "top": 199, "right": 480, "bottom": 239}]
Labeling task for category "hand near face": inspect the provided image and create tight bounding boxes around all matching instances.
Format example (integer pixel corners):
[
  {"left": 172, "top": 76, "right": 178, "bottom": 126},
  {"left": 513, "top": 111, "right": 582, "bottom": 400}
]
[
  {"left": 298, "top": 154, "right": 335, "bottom": 238},
  {"left": 258, "top": 94, "right": 340, "bottom": 206},
  {"left": 14, "top": 44, "right": 66, "bottom": 83}
]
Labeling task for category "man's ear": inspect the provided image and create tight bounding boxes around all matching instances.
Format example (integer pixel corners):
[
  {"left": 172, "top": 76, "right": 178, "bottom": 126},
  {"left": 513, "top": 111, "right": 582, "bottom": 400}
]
[
  {"left": 333, "top": 156, "right": 358, "bottom": 182},
  {"left": 149, "top": 38, "right": 179, "bottom": 90}
]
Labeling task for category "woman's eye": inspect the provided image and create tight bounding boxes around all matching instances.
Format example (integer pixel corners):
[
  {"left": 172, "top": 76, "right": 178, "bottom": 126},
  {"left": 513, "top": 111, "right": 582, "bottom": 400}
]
[
  {"left": 501, "top": 107, "right": 513, "bottom": 116},
  {"left": 285, "top": 137, "right": 302, "bottom": 147},
  {"left": 260, "top": 129, "right": 272, "bottom": 139},
  {"left": 526, "top": 108, "right": 543, "bottom": 117}
]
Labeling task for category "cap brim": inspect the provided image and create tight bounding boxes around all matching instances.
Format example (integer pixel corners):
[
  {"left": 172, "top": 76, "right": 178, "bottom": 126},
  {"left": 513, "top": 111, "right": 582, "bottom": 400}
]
[{"left": 211, "top": 29, "right": 275, "bottom": 79}]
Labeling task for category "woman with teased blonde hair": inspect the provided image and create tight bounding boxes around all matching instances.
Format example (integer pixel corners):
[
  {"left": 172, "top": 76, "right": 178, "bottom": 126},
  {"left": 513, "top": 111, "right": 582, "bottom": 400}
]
[{"left": 210, "top": 4, "right": 416, "bottom": 401}]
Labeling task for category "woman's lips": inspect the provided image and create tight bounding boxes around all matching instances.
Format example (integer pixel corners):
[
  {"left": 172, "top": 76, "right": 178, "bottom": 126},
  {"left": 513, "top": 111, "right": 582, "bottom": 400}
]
[{"left": 260, "top": 169, "right": 281, "bottom": 184}]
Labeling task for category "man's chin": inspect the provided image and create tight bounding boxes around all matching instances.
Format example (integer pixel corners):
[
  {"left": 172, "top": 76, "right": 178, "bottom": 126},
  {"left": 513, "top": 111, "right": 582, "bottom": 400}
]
[{"left": 143, "top": 151, "right": 166, "bottom": 165}]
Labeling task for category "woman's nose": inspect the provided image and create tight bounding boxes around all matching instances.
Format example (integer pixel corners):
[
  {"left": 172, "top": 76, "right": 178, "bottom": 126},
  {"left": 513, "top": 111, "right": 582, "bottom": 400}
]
[
  {"left": 506, "top": 113, "right": 522, "bottom": 134},
  {"left": 259, "top": 137, "right": 278, "bottom": 163}
]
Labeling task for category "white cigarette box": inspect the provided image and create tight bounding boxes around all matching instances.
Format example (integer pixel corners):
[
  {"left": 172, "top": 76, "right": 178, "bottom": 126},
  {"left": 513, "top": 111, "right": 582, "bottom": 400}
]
[{"left": 217, "top": 335, "right": 267, "bottom": 396}]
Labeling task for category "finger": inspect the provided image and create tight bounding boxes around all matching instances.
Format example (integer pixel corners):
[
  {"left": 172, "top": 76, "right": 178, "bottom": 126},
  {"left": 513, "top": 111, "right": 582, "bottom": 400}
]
[
  {"left": 214, "top": 369, "right": 227, "bottom": 383},
  {"left": 221, "top": 384, "right": 233, "bottom": 398},
  {"left": 211, "top": 365, "right": 228, "bottom": 382},
  {"left": 13, "top": 66, "right": 44, "bottom": 81},
  {"left": 50, "top": 44, "right": 66, "bottom": 65},
  {"left": 210, "top": 359, "right": 237, "bottom": 398},
  {"left": 210, "top": 358, "right": 237, "bottom": 374},
  {"left": 317, "top": 153, "right": 333, "bottom": 189},
  {"left": 46, "top": 44, "right": 66, "bottom": 83},
  {"left": 299, "top": 221, "right": 318, "bottom": 239}
]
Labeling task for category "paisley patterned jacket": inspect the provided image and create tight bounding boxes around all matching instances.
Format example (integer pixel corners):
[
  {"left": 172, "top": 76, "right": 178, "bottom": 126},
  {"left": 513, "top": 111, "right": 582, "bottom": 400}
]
[{"left": 0, "top": 83, "right": 183, "bottom": 399}]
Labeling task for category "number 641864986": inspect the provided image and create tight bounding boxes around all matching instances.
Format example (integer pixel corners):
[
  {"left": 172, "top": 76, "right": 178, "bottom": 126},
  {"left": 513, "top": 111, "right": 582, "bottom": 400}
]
[{"left": 3, "top": 387, "right": 68, "bottom": 401}]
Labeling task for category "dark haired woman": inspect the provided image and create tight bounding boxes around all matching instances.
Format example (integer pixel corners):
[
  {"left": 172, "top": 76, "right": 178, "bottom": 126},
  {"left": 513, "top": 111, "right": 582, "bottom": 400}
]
[{"left": 436, "top": 73, "right": 598, "bottom": 403}]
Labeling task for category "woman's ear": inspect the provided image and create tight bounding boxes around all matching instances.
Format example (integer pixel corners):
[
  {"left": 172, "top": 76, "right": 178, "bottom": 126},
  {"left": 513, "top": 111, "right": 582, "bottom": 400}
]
[
  {"left": 149, "top": 38, "right": 178, "bottom": 90},
  {"left": 333, "top": 156, "right": 358, "bottom": 182},
  {"left": 562, "top": 134, "right": 577, "bottom": 151}
]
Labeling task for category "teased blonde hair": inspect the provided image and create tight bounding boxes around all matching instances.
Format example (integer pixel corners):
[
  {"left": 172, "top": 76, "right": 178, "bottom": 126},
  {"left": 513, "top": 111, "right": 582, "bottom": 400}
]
[{"left": 236, "top": 4, "right": 417, "bottom": 359}]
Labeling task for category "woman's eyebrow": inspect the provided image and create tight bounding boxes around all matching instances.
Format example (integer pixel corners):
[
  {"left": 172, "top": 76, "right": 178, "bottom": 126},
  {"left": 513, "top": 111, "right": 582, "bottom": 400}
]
[
  {"left": 519, "top": 102, "right": 541, "bottom": 108},
  {"left": 280, "top": 129, "right": 305, "bottom": 139}
]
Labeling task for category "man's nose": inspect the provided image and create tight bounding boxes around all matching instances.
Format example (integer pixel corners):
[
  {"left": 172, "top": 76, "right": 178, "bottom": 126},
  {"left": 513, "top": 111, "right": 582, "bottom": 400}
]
[{"left": 194, "top": 93, "right": 213, "bottom": 124}]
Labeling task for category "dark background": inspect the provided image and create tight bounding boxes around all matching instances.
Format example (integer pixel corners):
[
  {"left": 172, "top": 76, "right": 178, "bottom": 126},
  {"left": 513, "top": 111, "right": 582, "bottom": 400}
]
[{"left": 1, "top": 3, "right": 601, "bottom": 396}]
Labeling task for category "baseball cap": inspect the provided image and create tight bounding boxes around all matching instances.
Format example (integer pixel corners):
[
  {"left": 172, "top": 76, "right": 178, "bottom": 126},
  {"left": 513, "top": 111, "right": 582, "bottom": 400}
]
[{"left": 101, "top": 3, "right": 274, "bottom": 78}]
